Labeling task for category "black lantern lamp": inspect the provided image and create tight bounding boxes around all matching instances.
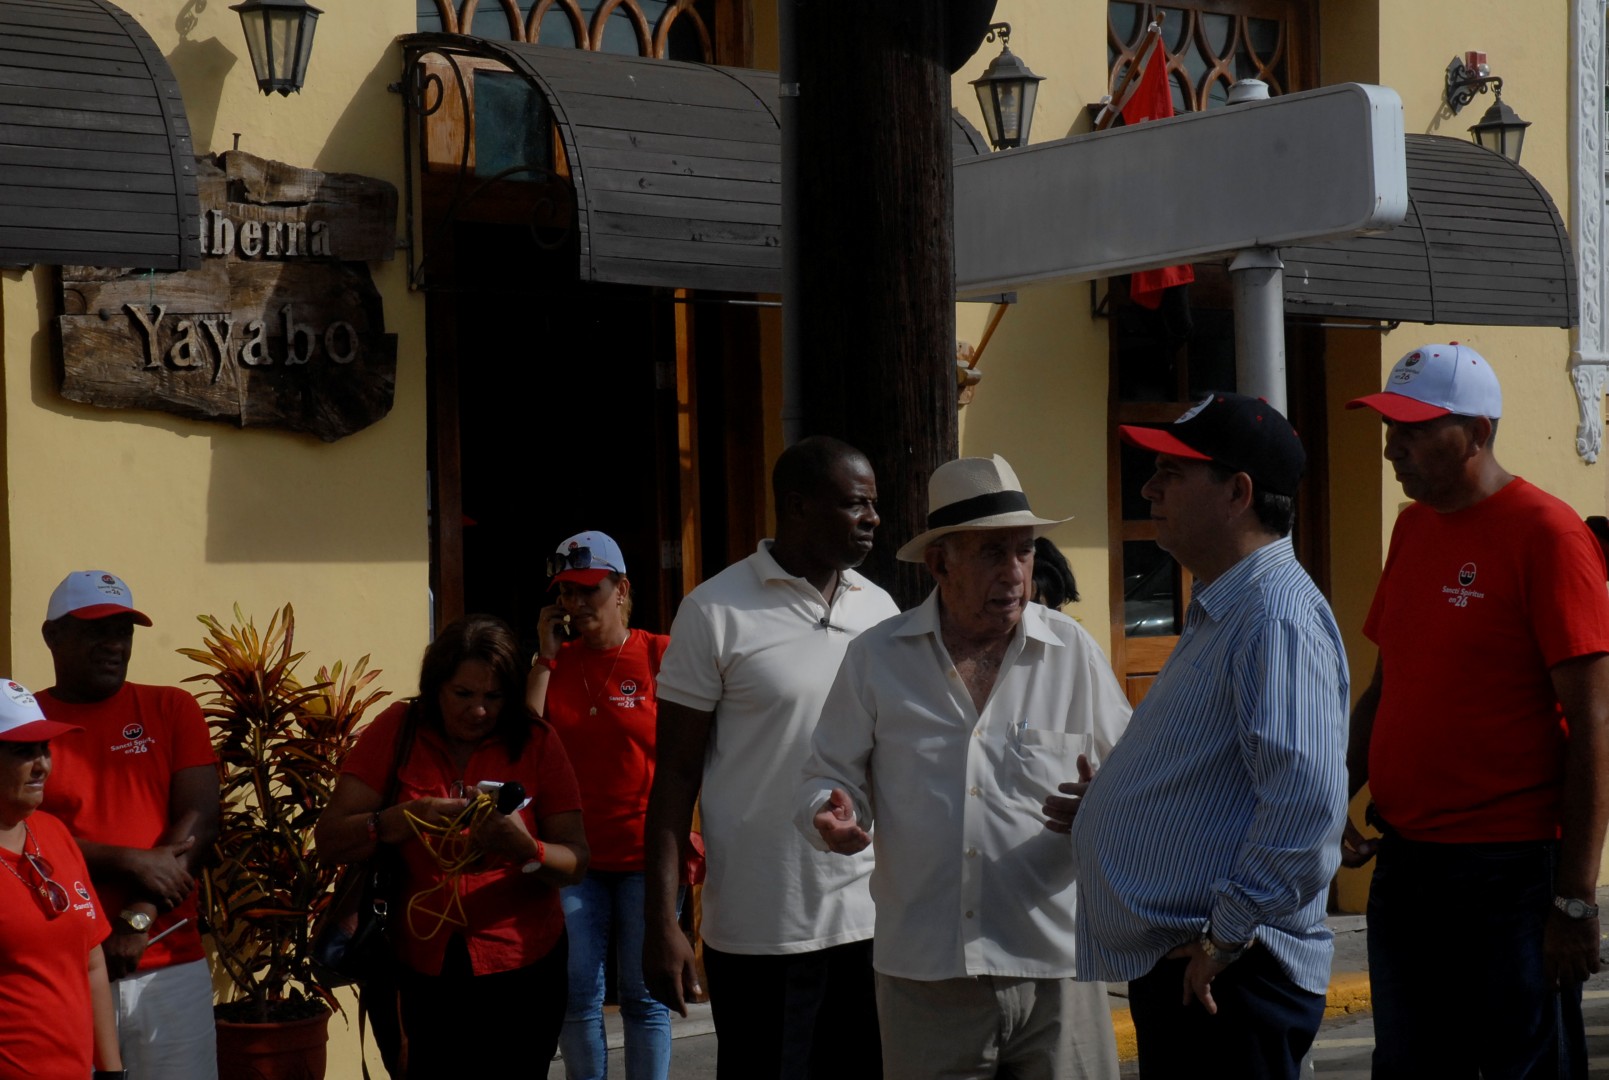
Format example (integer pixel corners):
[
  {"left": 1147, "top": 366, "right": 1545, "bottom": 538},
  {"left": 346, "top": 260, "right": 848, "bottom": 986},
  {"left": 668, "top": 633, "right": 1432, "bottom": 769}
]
[
  {"left": 970, "top": 23, "right": 1044, "bottom": 150},
  {"left": 1467, "top": 94, "right": 1530, "bottom": 164},
  {"left": 1445, "top": 52, "right": 1530, "bottom": 164},
  {"left": 231, "top": 0, "right": 322, "bottom": 96}
]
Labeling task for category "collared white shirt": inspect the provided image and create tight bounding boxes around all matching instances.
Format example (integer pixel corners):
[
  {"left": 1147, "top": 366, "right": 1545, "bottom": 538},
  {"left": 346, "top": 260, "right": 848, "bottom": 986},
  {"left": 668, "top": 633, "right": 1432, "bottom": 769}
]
[
  {"left": 797, "top": 591, "right": 1130, "bottom": 980},
  {"left": 658, "top": 541, "right": 898, "bottom": 954}
]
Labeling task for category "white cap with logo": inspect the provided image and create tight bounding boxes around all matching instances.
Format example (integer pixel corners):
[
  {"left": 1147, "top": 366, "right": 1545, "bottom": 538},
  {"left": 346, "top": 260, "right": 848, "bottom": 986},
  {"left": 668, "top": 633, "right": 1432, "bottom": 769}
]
[
  {"left": 1346, "top": 343, "right": 1503, "bottom": 423},
  {"left": 45, "top": 571, "right": 153, "bottom": 625},
  {"left": 547, "top": 532, "right": 628, "bottom": 587},
  {"left": 0, "top": 679, "right": 80, "bottom": 742}
]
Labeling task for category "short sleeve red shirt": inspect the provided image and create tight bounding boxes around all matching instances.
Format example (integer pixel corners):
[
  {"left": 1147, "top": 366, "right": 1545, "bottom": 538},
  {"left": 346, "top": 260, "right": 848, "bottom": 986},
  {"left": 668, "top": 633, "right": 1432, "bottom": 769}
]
[
  {"left": 341, "top": 701, "right": 583, "bottom": 976},
  {"left": 0, "top": 810, "right": 110, "bottom": 1080},
  {"left": 38, "top": 683, "right": 216, "bottom": 969},
  {"left": 544, "top": 630, "right": 668, "bottom": 871},
  {"left": 1365, "top": 478, "right": 1609, "bottom": 841}
]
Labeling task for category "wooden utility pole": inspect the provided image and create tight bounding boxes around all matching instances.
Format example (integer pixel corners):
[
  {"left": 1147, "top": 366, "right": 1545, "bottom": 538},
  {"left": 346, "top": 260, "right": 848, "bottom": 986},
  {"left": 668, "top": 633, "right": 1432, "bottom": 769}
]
[{"left": 793, "top": 2, "right": 961, "bottom": 609}]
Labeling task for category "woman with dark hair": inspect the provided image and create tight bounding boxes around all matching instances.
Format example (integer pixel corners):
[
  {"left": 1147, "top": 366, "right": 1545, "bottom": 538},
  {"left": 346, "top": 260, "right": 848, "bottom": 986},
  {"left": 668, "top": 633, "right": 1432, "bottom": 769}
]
[
  {"left": 1031, "top": 536, "right": 1081, "bottom": 610},
  {"left": 526, "top": 530, "right": 674, "bottom": 1080},
  {"left": 318, "top": 615, "right": 589, "bottom": 1076}
]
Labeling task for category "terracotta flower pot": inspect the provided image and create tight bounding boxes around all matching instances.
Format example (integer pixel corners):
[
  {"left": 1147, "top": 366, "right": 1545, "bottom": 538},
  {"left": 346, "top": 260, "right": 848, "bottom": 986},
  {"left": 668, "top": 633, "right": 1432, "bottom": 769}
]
[{"left": 215, "top": 1005, "right": 331, "bottom": 1080}]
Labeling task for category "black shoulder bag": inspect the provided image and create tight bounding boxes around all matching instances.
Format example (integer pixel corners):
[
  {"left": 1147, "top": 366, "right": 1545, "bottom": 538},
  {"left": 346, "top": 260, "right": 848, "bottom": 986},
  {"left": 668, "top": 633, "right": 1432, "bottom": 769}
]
[{"left": 311, "top": 704, "right": 418, "bottom": 1077}]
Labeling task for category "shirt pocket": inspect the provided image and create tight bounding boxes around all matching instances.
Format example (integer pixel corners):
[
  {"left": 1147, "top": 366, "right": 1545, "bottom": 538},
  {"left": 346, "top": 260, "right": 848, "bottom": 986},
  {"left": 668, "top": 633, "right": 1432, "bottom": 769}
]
[{"left": 1007, "top": 728, "right": 1096, "bottom": 803}]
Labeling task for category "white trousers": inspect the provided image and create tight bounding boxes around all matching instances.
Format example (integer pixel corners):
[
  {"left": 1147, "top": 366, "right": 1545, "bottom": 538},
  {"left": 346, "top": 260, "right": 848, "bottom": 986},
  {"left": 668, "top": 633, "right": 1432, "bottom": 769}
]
[{"left": 114, "top": 958, "right": 218, "bottom": 1080}]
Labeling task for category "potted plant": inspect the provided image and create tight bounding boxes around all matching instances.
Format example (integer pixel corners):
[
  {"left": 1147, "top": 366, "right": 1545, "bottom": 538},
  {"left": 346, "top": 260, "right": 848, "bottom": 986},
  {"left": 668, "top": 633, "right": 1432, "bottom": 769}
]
[{"left": 181, "top": 604, "right": 389, "bottom": 1080}]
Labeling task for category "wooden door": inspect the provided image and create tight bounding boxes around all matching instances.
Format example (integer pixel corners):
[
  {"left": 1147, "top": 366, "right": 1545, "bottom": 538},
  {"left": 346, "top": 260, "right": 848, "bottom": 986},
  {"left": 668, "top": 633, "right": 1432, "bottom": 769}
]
[{"left": 435, "top": 222, "right": 680, "bottom": 644}]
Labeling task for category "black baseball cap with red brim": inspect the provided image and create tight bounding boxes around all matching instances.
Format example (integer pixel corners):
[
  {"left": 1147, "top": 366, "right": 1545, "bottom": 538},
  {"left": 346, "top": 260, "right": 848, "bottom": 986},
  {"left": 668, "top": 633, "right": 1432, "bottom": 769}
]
[{"left": 1118, "top": 392, "right": 1305, "bottom": 497}]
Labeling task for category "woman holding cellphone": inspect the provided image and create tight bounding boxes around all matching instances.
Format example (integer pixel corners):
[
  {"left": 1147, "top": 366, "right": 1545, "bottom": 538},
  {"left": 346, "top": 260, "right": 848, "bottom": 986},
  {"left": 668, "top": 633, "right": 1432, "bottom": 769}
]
[{"left": 528, "top": 531, "right": 675, "bottom": 1080}]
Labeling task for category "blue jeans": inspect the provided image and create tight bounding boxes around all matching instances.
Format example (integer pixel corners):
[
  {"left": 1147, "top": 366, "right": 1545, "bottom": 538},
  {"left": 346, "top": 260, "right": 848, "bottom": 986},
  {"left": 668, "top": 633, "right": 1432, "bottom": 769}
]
[
  {"left": 1367, "top": 834, "right": 1585, "bottom": 1079},
  {"left": 559, "top": 871, "right": 673, "bottom": 1080}
]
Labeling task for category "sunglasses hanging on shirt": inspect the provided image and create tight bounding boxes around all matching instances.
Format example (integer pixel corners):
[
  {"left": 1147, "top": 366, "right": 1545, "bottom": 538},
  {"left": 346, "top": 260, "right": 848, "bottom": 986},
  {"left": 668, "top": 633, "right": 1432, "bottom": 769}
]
[{"left": 0, "top": 829, "right": 70, "bottom": 918}]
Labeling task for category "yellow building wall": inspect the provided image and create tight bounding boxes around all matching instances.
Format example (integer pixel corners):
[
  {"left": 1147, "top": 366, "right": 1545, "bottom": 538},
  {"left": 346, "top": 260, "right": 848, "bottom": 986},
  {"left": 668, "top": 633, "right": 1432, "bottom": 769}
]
[
  {"left": 953, "top": 1, "right": 1113, "bottom": 653},
  {"left": 957, "top": 286, "right": 1116, "bottom": 647},
  {"left": 1, "top": 4, "right": 425, "bottom": 1073},
  {"left": 1318, "top": 1, "right": 1380, "bottom": 86},
  {"left": 1, "top": 0, "right": 431, "bottom": 695},
  {"left": 1319, "top": 326, "right": 1386, "bottom": 913}
]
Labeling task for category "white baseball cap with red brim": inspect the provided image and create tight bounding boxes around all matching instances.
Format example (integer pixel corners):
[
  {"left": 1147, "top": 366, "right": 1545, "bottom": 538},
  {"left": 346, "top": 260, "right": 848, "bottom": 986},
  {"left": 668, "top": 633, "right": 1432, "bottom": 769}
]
[
  {"left": 45, "top": 571, "right": 152, "bottom": 626},
  {"left": 1346, "top": 343, "right": 1503, "bottom": 422},
  {"left": 548, "top": 532, "right": 628, "bottom": 587},
  {"left": 0, "top": 679, "right": 80, "bottom": 742}
]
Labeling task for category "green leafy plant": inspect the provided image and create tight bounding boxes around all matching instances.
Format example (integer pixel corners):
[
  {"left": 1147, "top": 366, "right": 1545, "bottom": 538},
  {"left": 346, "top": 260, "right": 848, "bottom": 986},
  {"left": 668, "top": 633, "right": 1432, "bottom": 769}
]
[{"left": 181, "top": 604, "right": 389, "bottom": 1023}]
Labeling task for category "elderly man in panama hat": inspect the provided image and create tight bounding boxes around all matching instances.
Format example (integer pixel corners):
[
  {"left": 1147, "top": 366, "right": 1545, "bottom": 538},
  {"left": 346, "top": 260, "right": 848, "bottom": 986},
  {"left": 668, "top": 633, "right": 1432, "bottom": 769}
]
[{"left": 797, "top": 455, "right": 1130, "bottom": 1080}]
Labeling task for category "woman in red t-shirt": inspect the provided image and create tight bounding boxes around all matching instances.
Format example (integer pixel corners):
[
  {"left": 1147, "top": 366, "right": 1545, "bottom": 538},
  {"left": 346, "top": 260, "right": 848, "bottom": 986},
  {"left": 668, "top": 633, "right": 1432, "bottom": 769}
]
[
  {"left": 527, "top": 530, "right": 674, "bottom": 1080},
  {"left": 0, "top": 679, "right": 122, "bottom": 1080},
  {"left": 318, "top": 616, "right": 589, "bottom": 1077}
]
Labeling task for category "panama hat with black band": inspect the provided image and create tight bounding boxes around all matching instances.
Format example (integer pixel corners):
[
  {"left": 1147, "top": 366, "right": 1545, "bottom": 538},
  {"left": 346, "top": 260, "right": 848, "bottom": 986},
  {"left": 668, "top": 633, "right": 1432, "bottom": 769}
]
[{"left": 895, "top": 455, "right": 1070, "bottom": 563}]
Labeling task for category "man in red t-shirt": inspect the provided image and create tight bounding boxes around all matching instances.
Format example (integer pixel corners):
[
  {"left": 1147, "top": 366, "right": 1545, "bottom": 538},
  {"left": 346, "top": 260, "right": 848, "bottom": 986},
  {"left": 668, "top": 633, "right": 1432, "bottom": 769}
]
[
  {"left": 1345, "top": 345, "right": 1609, "bottom": 1079},
  {"left": 37, "top": 570, "right": 221, "bottom": 1080}
]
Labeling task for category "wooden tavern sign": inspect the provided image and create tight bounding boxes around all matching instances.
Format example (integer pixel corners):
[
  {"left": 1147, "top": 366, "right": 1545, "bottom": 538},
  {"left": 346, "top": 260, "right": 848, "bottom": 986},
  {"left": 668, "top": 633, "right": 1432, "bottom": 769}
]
[{"left": 56, "top": 152, "right": 399, "bottom": 442}]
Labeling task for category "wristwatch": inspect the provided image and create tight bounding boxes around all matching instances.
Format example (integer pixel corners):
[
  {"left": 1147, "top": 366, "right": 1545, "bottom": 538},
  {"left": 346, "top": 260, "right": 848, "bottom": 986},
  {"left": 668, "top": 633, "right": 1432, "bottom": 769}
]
[
  {"left": 1553, "top": 896, "right": 1600, "bottom": 920},
  {"left": 1199, "top": 923, "right": 1250, "bottom": 964},
  {"left": 118, "top": 909, "right": 153, "bottom": 932}
]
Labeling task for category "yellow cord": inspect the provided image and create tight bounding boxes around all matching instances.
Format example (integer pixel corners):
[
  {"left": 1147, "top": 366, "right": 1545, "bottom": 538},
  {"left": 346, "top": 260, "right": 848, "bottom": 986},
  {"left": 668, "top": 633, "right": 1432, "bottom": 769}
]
[{"left": 403, "top": 793, "right": 496, "bottom": 941}]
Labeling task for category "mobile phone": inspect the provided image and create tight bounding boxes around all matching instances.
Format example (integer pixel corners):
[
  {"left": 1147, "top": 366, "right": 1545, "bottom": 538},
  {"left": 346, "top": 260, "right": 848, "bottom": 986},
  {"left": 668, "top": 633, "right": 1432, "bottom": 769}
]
[{"left": 476, "top": 780, "right": 528, "bottom": 814}]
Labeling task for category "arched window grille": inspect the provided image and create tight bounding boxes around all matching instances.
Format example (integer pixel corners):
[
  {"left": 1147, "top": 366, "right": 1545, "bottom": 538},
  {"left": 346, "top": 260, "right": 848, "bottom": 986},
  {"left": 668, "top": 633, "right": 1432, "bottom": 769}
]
[
  {"left": 418, "top": 0, "right": 716, "bottom": 62},
  {"left": 1107, "top": 1, "right": 1297, "bottom": 113}
]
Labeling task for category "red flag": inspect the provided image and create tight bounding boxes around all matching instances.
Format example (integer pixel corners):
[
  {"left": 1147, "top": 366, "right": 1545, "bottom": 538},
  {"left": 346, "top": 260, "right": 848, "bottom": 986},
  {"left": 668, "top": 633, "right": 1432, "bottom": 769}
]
[
  {"left": 1120, "top": 38, "right": 1173, "bottom": 126},
  {"left": 1120, "top": 37, "right": 1195, "bottom": 309}
]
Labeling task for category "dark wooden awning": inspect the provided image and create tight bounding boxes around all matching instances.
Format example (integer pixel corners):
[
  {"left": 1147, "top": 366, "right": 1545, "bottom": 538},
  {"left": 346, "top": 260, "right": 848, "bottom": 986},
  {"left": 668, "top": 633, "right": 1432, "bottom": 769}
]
[
  {"left": 1282, "top": 134, "right": 1575, "bottom": 327},
  {"left": 402, "top": 34, "right": 988, "bottom": 294},
  {"left": 0, "top": 0, "right": 201, "bottom": 269}
]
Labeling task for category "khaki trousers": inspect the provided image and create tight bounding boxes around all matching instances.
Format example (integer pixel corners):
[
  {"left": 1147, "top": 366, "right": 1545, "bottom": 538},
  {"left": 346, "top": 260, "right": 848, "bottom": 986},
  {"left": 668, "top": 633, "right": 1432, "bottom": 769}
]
[{"left": 875, "top": 971, "right": 1119, "bottom": 1080}]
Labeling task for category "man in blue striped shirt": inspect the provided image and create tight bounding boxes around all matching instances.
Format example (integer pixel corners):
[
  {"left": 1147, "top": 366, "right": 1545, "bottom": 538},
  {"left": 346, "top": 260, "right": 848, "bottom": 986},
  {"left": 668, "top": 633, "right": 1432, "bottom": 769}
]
[{"left": 1051, "top": 393, "right": 1349, "bottom": 1079}]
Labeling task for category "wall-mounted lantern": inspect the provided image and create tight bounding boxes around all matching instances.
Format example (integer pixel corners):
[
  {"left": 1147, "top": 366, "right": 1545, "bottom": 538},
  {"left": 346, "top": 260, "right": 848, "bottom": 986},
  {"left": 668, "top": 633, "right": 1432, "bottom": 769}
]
[
  {"left": 231, "top": 0, "right": 322, "bottom": 96},
  {"left": 1446, "top": 52, "right": 1531, "bottom": 164},
  {"left": 970, "top": 23, "right": 1044, "bottom": 150}
]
